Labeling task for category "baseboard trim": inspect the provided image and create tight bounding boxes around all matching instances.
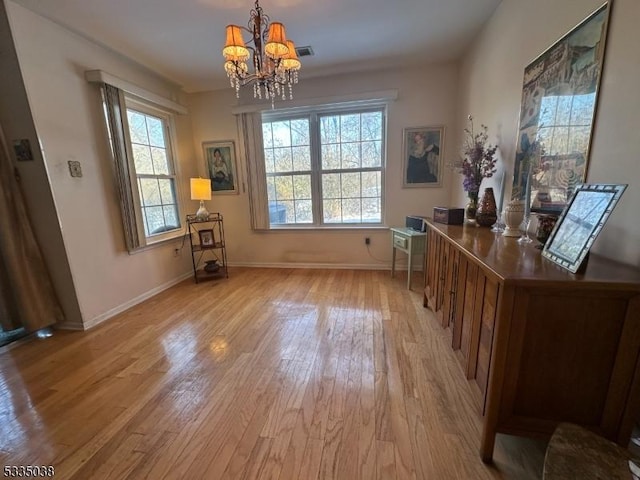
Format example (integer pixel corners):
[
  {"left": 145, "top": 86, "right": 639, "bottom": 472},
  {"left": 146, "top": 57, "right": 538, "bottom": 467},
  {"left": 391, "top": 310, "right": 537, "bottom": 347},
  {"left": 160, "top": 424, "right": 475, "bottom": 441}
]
[
  {"left": 228, "top": 261, "right": 421, "bottom": 271},
  {"left": 82, "top": 271, "right": 193, "bottom": 330}
]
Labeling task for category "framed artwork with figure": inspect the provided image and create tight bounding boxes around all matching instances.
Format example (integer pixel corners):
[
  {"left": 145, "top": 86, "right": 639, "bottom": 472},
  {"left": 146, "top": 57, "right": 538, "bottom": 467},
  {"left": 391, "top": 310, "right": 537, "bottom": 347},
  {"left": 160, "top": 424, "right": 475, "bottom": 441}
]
[
  {"left": 203, "top": 140, "right": 239, "bottom": 194},
  {"left": 402, "top": 126, "right": 444, "bottom": 188}
]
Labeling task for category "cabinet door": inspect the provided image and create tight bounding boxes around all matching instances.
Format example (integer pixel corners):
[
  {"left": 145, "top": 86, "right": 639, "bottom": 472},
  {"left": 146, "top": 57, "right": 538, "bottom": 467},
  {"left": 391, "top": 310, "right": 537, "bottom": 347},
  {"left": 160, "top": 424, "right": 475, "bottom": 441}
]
[
  {"left": 474, "top": 276, "right": 499, "bottom": 410},
  {"left": 442, "top": 248, "right": 460, "bottom": 329},
  {"left": 452, "top": 255, "right": 469, "bottom": 351},
  {"left": 424, "top": 229, "right": 438, "bottom": 308},
  {"left": 435, "top": 241, "right": 450, "bottom": 324},
  {"left": 460, "top": 262, "right": 479, "bottom": 375}
]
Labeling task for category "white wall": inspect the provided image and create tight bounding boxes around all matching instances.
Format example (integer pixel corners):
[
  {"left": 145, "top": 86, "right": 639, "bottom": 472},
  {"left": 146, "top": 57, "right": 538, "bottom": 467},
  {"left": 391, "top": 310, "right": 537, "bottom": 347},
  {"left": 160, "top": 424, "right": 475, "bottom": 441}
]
[
  {"left": 188, "top": 64, "right": 459, "bottom": 267},
  {"left": 5, "top": 1, "right": 199, "bottom": 327},
  {"left": 454, "top": 0, "right": 640, "bottom": 266}
]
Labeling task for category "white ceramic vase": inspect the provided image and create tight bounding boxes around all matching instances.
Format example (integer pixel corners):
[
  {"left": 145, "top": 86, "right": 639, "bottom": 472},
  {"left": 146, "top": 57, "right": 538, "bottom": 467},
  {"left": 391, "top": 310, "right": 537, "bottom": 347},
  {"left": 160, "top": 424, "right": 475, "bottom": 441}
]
[{"left": 502, "top": 200, "right": 525, "bottom": 237}]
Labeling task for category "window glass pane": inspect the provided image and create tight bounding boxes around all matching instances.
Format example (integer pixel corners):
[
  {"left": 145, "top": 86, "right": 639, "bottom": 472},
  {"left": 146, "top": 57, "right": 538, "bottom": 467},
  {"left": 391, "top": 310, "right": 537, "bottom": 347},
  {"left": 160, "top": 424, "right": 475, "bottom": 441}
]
[
  {"left": 293, "top": 174, "right": 311, "bottom": 199},
  {"left": 340, "top": 114, "right": 360, "bottom": 143},
  {"left": 341, "top": 142, "right": 360, "bottom": 169},
  {"left": 323, "top": 199, "right": 341, "bottom": 223},
  {"left": 341, "top": 198, "right": 361, "bottom": 223},
  {"left": 321, "top": 144, "right": 340, "bottom": 170},
  {"left": 267, "top": 177, "right": 276, "bottom": 203},
  {"left": 294, "top": 200, "right": 313, "bottom": 223},
  {"left": 279, "top": 200, "right": 295, "bottom": 223},
  {"left": 290, "top": 119, "right": 309, "bottom": 146},
  {"left": 272, "top": 121, "right": 291, "bottom": 147},
  {"left": 362, "top": 141, "right": 382, "bottom": 168},
  {"left": 341, "top": 172, "right": 361, "bottom": 198},
  {"left": 139, "top": 178, "right": 161, "bottom": 206},
  {"left": 132, "top": 144, "right": 154, "bottom": 174},
  {"left": 127, "top": 111, "right": 148, "bottom": 144},
  {"left": 362, "top": 198, "right": 381, "bottom": 223},
  {"left": 264, "top": 149, "right": 275, "bottom": 174},
  {"left": 262, "top": 123, "right": 273, "bottom": 148},
  {"left": 291, "top": 146, "right": 311, "bottom": 171},
  {"left": 322, "top": 174, "right": 340, "bottom": 199},
  {"left": 269, "top": 202, "right": 287, "bottom": 224},
  {"left": 163, "top": 205, "right": 179, "bottom": 230},
  {"left": 146, "top": 116, "right": 165, "bottom": 147},
  {"left": 362, "top": 171, "right": 381, "bottom": 198},
  {"left": 361, "top": 112, "right": 382, "bottom": 141},
  {"left": 143, "top": 206, "right": 165, "bottom": 234},
  {"left": 320, "top": 116, "right": 339, "bottom": 144},
  {"left": 151, "top": 147, "right": 169, "bottom": 175},
  {"left": 158, "top": 179, "right": 175, "bottom": 204},
  {"left": 274, "top": 147, "right": 293, "bottom": 173},
  {"left": 274, "top": 175, "right": 294, "bottom": 200}
]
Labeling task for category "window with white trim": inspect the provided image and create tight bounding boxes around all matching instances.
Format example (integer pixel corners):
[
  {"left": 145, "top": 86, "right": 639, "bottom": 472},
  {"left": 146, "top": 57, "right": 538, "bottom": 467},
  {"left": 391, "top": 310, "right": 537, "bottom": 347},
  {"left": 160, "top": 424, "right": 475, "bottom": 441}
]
[
  {"left": 123, "top": 100, "right": 182, "bottom": 241},
  {"left": 261, "top": 106, "right": 385, "bottom": 227}
]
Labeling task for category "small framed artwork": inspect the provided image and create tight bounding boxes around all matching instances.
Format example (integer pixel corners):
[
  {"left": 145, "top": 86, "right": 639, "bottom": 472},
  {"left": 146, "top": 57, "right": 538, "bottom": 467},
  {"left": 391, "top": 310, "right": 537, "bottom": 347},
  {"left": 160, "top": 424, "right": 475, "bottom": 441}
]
[
  {"left": 402, "top": 126, "right": 445, "bottom": 188},
  {"left": 203, "top": 140, "right": 238, "bottom": 194},
  {"left": 198, "top": 229, "right": 215, "bottom": 248},
  {"left": 542, "top": 183, "right": 626, "bottom": 273}
]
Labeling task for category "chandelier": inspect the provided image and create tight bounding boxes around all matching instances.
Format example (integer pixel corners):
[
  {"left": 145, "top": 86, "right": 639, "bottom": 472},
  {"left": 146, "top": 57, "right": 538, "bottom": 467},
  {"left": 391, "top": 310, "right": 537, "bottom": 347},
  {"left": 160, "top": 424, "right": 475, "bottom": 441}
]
[{"left": 222, "top": 0, "right": 301, "bottom": 103}]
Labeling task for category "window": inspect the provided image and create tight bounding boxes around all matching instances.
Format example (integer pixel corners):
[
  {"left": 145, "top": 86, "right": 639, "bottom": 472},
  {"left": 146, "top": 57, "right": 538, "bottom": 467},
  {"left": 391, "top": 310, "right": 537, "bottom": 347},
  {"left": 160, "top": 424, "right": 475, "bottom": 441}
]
[
  {"left": 123, "top": 101, "right": 181, "bottom": 241},
  {"left": 261, "top": 106, "right": 385, "bottom": 227}
]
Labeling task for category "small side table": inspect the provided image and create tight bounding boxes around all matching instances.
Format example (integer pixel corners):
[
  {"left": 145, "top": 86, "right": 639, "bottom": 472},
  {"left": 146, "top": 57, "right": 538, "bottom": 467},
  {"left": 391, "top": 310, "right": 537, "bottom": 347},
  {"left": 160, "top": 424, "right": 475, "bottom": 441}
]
[{"left": 390, "top": 227, "right": 427, "bottom": 290}]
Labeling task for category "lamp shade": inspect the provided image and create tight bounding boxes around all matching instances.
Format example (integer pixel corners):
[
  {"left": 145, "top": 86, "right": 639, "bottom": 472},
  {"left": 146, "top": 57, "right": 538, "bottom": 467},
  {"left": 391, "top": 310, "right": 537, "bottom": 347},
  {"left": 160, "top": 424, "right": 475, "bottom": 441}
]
[
  {"left": 223, "top": 25, "right": 250, "bottom": 61},
  {"left": 281, "top": 40, "right": 301, "bottom": 71},
  {"left": 265, "top": 22, "right": 289, "bottom": 58},
  {"left": 190, "top": 178, "right": 212, "bottom": 201}
]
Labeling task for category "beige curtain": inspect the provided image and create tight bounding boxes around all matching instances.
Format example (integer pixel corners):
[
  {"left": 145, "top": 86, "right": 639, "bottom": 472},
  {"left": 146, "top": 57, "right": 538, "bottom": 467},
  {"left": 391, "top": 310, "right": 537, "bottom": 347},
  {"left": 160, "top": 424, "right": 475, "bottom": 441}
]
[
  {"left": 0, "top": 126, "right": 64, "bottom": 332},
  {"left": 237, "top": 112, "right": 270, "bottom": 230}
]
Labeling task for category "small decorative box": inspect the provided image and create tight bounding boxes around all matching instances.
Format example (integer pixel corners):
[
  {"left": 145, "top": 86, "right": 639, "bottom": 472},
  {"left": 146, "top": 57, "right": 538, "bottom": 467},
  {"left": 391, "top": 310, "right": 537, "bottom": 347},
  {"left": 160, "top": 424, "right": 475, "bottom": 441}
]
[{"left": 433, "top": 207, "right": 464, "bottom": 225}]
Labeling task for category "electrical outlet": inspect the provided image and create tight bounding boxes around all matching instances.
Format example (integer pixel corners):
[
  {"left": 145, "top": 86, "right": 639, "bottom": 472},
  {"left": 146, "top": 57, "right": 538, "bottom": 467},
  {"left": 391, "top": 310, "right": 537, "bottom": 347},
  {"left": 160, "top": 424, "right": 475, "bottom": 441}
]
[{"left": 365, "top": 237, "right": 371, "bottom": 245}]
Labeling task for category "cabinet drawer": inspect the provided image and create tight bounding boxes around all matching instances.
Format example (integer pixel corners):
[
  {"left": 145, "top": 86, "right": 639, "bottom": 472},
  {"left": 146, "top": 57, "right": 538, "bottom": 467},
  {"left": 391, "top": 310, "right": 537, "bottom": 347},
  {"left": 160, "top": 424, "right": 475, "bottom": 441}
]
[{"left": 393, "top": 234, "right": 408, "bottom": 249}]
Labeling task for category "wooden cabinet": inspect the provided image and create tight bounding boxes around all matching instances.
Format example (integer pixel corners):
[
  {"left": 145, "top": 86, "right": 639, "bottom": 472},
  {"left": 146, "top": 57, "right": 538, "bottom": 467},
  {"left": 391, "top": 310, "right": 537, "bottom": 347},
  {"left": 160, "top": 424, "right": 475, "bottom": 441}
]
[{"left": 423, "top": 219, "right": 640, "bottom": 462}]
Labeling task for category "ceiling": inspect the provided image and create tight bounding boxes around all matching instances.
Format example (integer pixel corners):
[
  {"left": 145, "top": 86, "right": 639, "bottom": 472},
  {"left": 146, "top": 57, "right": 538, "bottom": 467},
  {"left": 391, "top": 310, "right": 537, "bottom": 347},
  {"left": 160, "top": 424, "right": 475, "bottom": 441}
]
[{"left": 11, "top": 0, "right": 501, "bottom": 93}]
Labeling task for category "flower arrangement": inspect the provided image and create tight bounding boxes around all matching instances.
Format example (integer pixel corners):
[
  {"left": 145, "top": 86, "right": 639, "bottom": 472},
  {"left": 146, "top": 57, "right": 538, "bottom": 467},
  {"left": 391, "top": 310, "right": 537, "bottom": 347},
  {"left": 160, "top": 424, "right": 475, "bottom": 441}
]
[{"left": 455, "top": 115, "right": 498, "bottom": 200}]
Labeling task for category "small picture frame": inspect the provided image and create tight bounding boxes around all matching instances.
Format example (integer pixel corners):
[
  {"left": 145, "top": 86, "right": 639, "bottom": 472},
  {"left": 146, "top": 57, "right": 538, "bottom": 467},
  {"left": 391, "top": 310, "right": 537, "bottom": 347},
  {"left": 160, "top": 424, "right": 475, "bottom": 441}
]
[
  {"left": 203, "top": 140, "right": 239, "bottom": 195},
  {"left": 542, "top": 183, "right": 626, "bottom": 273},
  {"left": 198, "top": 229, "right": 215, "bottom": 248},
  {"left": 402, "top": 126, "right": 444, "bottom": 188}
]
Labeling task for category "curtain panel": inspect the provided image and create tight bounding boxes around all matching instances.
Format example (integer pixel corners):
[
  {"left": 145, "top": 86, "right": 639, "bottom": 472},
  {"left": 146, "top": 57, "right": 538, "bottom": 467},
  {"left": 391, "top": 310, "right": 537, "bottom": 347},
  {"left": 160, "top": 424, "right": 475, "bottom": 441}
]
[{"left": 101, "top": 83, "right": 142, "bottom": 251}]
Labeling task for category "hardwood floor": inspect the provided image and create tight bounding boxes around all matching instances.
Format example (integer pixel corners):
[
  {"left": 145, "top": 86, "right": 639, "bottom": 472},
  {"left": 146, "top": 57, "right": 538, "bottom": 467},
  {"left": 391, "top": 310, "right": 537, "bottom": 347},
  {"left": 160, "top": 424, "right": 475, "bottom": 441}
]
[{"left": 0, "top": 268, "right": 546, "bottom": 479}]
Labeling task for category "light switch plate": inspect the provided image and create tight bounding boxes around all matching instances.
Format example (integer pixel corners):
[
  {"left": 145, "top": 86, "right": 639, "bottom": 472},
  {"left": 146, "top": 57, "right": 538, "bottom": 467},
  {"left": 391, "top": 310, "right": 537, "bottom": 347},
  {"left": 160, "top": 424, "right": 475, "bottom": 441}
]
[{"left": 68, "top": 160, "right": 82, "bottom": 177}]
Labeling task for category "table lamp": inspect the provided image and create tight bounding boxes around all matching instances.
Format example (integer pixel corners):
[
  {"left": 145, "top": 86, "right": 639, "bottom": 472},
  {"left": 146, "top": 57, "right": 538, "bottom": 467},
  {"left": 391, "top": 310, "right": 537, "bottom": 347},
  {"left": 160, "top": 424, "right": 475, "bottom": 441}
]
[{"left": 190, "top": 177, "right": 211, "bottom": 221}]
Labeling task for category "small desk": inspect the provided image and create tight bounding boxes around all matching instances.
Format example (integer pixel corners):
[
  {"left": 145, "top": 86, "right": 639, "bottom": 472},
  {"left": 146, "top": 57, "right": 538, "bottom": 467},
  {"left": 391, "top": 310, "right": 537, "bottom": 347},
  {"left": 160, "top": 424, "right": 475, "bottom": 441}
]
[{"left": 390, "top": 227, "right": 427, "bottom": 290}]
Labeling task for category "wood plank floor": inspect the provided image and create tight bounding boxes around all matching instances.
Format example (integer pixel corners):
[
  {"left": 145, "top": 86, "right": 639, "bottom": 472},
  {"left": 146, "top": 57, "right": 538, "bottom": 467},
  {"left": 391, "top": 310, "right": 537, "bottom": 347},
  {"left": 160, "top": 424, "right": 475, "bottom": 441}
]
[{"left": 0, "top": 268, "right": 546, "bottom": 479}]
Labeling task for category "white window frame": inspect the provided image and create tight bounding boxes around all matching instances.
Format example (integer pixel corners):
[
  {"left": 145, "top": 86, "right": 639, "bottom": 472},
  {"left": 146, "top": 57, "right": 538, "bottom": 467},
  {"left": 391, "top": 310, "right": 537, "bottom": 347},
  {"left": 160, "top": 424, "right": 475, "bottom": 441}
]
[
  {"left": 261, "top": 103, "right": 387, "bottom": 229},
  {"left": 122, "top": 97, "right": 185, "bottom": 245}
]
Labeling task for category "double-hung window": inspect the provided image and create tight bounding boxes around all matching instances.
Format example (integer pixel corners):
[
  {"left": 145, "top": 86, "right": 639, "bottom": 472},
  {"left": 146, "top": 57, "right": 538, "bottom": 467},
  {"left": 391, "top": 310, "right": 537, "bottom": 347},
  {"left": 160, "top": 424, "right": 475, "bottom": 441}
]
[
  {"left": 123, "top": 100, "right": 182, "bottom": 242},
  {"left": 261, "top": 105, "right": 385, "bottom": 227}
]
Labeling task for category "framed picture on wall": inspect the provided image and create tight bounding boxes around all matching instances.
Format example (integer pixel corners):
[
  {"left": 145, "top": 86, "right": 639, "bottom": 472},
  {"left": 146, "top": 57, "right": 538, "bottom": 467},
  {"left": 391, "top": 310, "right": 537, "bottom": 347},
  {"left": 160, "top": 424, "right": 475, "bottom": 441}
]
[
  {"left": 402, "top": 126, "right": 445, "bottom": 188},
  {"left": 203, "top": 140, "right": 239, "bottom": 194},
  {"left": 511, "top": 2, "right": 612, "bottom": 214}
]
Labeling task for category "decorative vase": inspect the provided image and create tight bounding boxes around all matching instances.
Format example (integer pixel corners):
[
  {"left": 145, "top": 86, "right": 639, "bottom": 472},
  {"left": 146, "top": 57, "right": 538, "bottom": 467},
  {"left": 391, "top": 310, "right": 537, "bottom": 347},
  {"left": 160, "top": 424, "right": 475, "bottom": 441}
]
[
  {"left": 465, "top": 192, "right": 479, "bottom": 224},
  {"left": 476, "top": 188, "right": 498, "bottom": 227},
  {"left": 502, "top": 200, "right": 525, "bottom": 237},
  {"left": 535, "top": 214, "right": 558, "bottom": 249},
  {"left": 204, "top": 260, "right": 220, "bottom": 273}
]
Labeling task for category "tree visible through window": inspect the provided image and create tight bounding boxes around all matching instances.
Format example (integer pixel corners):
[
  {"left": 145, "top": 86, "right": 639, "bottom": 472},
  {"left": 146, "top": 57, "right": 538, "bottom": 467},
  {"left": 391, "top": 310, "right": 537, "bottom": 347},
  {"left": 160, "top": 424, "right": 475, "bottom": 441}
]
[
  {"left": 126, "top": 107, "right": 181, "bottom": 237},
  {"left": 262, "top": 107, "right": 385, "bottom": 226}
]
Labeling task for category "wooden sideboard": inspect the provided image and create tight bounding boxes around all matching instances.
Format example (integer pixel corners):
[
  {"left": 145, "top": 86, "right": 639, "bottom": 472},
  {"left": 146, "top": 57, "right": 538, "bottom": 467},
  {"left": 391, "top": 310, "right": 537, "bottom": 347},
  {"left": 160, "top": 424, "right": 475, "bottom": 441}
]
[{"left": 423, "top": 219, "right": 640, "bottom": 462}]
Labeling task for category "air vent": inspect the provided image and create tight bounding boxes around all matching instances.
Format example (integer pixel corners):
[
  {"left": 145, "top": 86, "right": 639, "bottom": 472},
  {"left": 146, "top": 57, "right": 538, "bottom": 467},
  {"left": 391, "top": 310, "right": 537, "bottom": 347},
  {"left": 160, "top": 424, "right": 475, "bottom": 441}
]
[{"left": 295, "top": 46, "right": 314, "bottom": 57}]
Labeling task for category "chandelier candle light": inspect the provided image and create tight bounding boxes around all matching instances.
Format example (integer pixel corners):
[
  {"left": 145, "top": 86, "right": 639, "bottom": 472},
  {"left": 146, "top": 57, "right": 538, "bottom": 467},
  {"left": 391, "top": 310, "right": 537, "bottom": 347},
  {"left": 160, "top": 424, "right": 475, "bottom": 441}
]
[{"left": 223, "top": 0, "right": 301, "bottom": 104}]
